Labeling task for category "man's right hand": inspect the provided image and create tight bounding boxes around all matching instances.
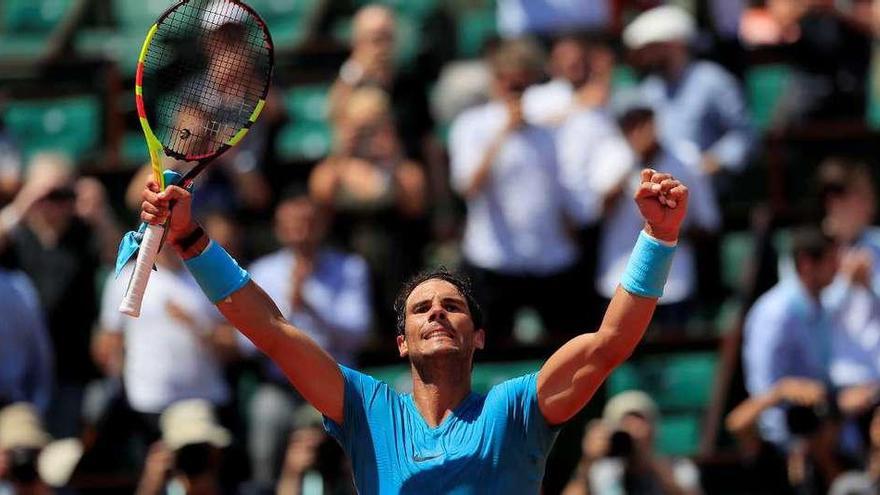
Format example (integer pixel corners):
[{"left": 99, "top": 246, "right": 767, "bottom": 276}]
[
  {"left": 773, "top": 377, "right": 826, "bottom": 407},
  {"left": 140, "top": 178, "right": 195, "bottom": 245}
]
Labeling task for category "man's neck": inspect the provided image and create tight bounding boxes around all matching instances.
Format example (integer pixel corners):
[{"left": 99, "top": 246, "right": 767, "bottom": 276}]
[{"left": 410, "top": 358, "right": 473, "bottom": 427}]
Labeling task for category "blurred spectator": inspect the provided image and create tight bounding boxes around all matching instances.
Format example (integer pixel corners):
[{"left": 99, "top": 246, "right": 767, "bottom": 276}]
[
  {"left": 496, "top": 0, "right": 611, "bottom": 38},
  {"left": 0, "top": 117, "right": 21, "bottom": 203},
  {"left": 742, "top": 227, "right": 840, "bottom": 445},
  {"left": 328, "top": 5, "right": 434, "bottom": 164},
  {"left": 726, "top": 377, "right": 858, "bottom": 494},
  {"left": 96, "top": 246, "right": 236, "bottom": 437},
  {"left": 310, "top": 87, "right": 425, "bottom": 335},
  {"left": 562, "top": 391, "right": 701, "bottom": 495},
  {"left": 595, "top": 107, "right": 720, "bottom": 328},
  {"left": 739, "top": 0, "right": 808, "bottom": 47},
  {"left": 827, "top": 407, "right": 880, "bottom": 494},
  {"left": 246, "top": 189, "right": 370, "bottom": 490},
  {"left": 523, "top": 34, "right": 615, "bottom": 127},
  {"left": 448, "top": 38, "right": 592, "bottom": 346},
  {"left": 135, "top": 399, "right": 230, "bottom": 495},
  {"left": 0, "top": 267, "right": 52, "bottom": 414},
  {"left": 624, "top": 5, "right": 754, "bottom": 177},
  {"left": 0, "top": 153, "right": 119, "bottom": 438},
  {"left": 818, "top": 159, "right": 880, "bottom": 389},
  {"left": 0, "top": 403, "right": 51, "bottom": 495},
  {"left": 276, "top": 406, "right": 354, "bottom": 495}
]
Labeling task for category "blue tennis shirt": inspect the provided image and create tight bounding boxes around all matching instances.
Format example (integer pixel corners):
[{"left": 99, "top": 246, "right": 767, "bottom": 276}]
[{"left": 323, "top": 365, "right": 559, "bottom": 494}]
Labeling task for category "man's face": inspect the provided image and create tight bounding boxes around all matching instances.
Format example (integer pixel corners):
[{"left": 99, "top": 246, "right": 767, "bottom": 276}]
[
  {"left": 827, "top": 183, "right": 877, "bottom": 240},
  {"left": 800, "top": 246, "right": 841, "bottom": 290},
  {"left": 274, "top": 198, "right": 323, "bottom": 250},
  {"left": 494, "top": 69, "right": 534, "bottom": 102},
  {"left": 354, "top": 13, "right": 396, "bottom": 68},
  {"left": 397, "top": 279, "right": 485, "bottom": 362},
  {"left": 551, "top": 40, "right": 589, "bottom": 87}
]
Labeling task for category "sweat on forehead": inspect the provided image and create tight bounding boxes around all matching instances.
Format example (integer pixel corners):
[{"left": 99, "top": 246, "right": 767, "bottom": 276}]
[{"left": 393, "top": 268, "right": 484, "bottom": 335}]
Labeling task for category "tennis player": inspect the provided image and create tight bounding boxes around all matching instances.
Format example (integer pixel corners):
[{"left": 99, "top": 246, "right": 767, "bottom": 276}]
[{"left": 139, "top": 168, "right": 688, "bottom": 494}]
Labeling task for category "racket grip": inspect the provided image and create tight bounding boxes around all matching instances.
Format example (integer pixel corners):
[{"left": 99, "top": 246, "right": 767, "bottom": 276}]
[{"left": 119, "top": 223, "right": 165, "bottom": 317}]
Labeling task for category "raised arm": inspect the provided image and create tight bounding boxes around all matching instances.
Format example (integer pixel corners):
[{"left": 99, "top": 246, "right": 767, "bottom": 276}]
[
  {"left": 140, "top": 180, "right": 344, "bottom": 423},
  {"left": 537, "top": 170, "right": 688, "bottom": 425}
]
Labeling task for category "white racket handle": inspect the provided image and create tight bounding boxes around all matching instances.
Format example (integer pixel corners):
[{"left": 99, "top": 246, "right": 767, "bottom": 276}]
[{"left": 119, "top": 223, "right": 164, "bottom": 317}]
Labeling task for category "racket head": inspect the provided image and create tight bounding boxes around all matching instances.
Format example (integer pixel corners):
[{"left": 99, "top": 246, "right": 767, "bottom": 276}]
[{"left": 135, "top": 0, "right": 274, "bottom": 167}]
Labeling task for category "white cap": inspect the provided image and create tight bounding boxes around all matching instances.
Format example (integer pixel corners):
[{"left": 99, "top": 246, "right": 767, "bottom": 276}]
[
  {"left": 201, "top": 0, "right": 248, "bottom": 30},
  {"left": 602, "top": 390, "right": 659, "bottom": 428},
  {"left": 160, "top": 399, "right": 231, "bottom": 451},
  {"left": 0, "top": 403, "right": 51, "bottom": 450},
  {"left": 623, "top": 5, "right": 696, "bottom": 50},
  {"left": 38, "top": 438, "right": 83, "bottom": 488}
]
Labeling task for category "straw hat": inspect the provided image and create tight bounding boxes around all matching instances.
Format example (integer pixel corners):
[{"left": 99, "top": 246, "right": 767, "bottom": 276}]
[
  {"left": 0, "top": 403, "right": 51, "bottom": 450},
  {"left": 160, "top": 399, "right": 231, "bottom": 451}
]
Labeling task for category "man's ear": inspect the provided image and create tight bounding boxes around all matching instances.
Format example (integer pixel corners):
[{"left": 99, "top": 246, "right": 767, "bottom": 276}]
[
  {"left": 474, "top": 328, "right": 486, "bottom": 350},
  {"left": 397, "top": 334, "right": 408, "bottom": 358}
]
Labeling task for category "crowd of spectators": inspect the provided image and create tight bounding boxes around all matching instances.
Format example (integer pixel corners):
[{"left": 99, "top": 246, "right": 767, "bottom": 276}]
[{"left": 4, "top": 0, "right": 880, "bottom": 493}]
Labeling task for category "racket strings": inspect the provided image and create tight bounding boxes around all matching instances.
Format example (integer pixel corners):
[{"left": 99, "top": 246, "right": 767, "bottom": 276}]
[{"left": 141, "top": 0, "right": 271, "bottom": 158}]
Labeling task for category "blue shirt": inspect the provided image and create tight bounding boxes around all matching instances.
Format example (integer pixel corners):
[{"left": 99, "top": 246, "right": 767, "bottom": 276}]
[
  {"left": 324, "top": 366, "right": 558, "bottom": 494},
  {"left": 639, "top": 61, "right": 754, "bottom": 172},
  {"left": 0, "top": 269, "right": 53, "bottom": 413},
  {"left": 743, "top": 277, "right": 832, "bottom": 445}
]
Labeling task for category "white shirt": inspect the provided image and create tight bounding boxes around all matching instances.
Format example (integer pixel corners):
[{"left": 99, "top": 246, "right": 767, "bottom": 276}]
[
  {"left": 449, "top": 101, "right": 593, "bottom": 275},
  {"left": 248, "top": 248, "right": 371, "bottom": 366},
  {"left": 100, "top": 264, "right": 229, "bottom": 413},
  {"left": 523, "top": 79, "right": 574, "bottom": 127},
  {"left": 596, "top": 144, "right": 721, "bottom": 303},
  {"left": 497, "top": 0, "right": 610, "bottom": 38}
]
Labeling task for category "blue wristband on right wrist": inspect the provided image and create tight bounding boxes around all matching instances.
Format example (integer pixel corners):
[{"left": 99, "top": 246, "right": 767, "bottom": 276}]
[
  {"left": 620, "top": 230, "right": 676, "bottom": 298},
  {"left": 185, "top": 241, "right": 250, "bottom": 303}
]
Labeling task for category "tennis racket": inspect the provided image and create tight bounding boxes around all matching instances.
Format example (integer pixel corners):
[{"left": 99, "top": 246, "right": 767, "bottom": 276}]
[{"left": 119, "top": 0, "right": 274, "bottom": 317}]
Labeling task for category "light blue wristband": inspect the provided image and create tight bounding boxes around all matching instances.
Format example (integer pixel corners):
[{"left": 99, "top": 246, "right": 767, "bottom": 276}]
[
  {"left": 185, "top": 241, "right": 250, "bottom": 303},
  {"left": 620, "top": 231, "right": 676, "bottom": 298}
]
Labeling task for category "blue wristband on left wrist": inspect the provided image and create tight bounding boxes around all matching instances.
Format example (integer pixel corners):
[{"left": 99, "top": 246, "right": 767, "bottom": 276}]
[
  {"left": 185, "top": 241, "right": 250, "bottom": 303},
  {"left": 620, "top": 230, "right": 676, "bottom": 298}
]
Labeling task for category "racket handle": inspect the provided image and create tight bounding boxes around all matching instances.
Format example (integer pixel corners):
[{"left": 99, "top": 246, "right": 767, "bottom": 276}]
[{"left": 119, "top": 223, "right": 164, "bottom": 317}]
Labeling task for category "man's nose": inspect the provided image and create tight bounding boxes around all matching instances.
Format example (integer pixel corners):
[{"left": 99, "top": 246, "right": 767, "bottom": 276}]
[{"left": 427, "top": 303, "right": 447, "bottom": 321}]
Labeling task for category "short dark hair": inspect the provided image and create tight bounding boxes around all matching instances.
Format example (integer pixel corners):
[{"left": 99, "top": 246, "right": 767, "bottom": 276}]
[
  {"left": 817, "top": 157, "right": 874, "bottom": 201},
  {"left": 394, "top": 267, "right": 483, "bottom": 336},
  {"left": 617, "top": 106, "right": 654, "bottom": 134},
  {"left": 791, "top": 226, "right": 836, "bottom": 262}
]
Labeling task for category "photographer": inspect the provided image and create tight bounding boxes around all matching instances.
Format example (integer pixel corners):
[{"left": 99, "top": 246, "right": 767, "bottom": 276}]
[
  {"left": 0, "top": 403, "right": 51, "bottom": 495},
  {"left": 563, "top": 391, "right": 701, "bottom": 495},
  {"left": 135, "top": 400, "right": 231, "bottom": 495}
]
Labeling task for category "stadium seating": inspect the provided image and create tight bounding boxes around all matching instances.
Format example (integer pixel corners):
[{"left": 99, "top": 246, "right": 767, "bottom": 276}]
[
  {"left": 276, "top": 83, "right": 333, "bottom": 162},
  {"left": 0, "top": 0, "right": 75, "bottom": 61},
  {"left": 607, "top": 352, "right": 718, "bottom": 456},
  {"left": 745, "top": 64, "right": 793, "bottom": 131},
  {"left": 3, "top": 94, "right": 101, "bottom": 162}
]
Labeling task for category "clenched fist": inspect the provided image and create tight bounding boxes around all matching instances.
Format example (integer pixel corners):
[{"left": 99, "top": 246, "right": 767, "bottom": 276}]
[{"left": 634, "top": 169, "right": 688, "bottom": 243}]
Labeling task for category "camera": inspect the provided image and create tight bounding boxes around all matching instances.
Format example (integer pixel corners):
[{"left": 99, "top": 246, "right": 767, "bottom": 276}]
[
  {"left": 786, "top": 402, "right": 837, "bottom": 436},
  {"left": 607, "top": 430, "right": 635, "bottom": 458},
  {"left": 7, "top": 447, "right": 40, "bottom": 484}
]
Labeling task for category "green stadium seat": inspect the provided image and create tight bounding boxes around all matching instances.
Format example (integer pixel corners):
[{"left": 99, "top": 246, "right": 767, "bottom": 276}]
[
  {"left": 457, "top": 9, "right": 496, "bottom": 59},
  {"left": 276, "top": 121, "right": 332, "bottom": 161},
  {"left": 354, "top": 0, "right": 440, "bottom": 20},
  {"left": 656, "top": 413, "right": 702, "bottom": 456},
  {"left": 122, "top": 131, "right": 149, "bottom": 164},
  {"left": 612, "top": 65, "right": 638, "bottom": 91},
  {"left": 247, "top": 0, "right": 319, "bottom": 49},
  {"left": 744, "top": 64, "right": 793, "bottom": 131},
  {"left": 284, "top": 84, "right": 331, "bottom": 123},
  {"left": 3, "top": 95, "right": 101, "bottom": 162},
  {"left": 721, "top": 231, "right": 754, "bottom": 294},
  {"left": 0, "top": 0, "right": 75, "bottom": 61}
]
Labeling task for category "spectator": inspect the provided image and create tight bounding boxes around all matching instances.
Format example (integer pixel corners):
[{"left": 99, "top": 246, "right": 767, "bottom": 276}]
[
  {"left": 496, "top": 0, "right": 611, "bottom": 39},
  {"left": 95, "top": 246, "right": 235, "bottom": 444},
  {"left": 818, "top": 159, "right": 880, "bottom": 390},
  {"left": 0, "top": 153, "right": 119, "bottom": 438},
  {"left": 246, "top": 189, "right": 371, "bottom": 490},
  {"left": 562, "top": 391, "right": 701, "bottom": 495},
  {"left": 135, "top": 400, "right": 230, "bottom": 495},
  {"left": 310, "top": 87, "right": 425, "bottom": 335},
  {"left": 276, "top": 406, "right": 354, "bottom": 495},
  {"left": 0, "top": 403, "right": 51, "bottom": 495},
  {"left": 624, "top": 5, "right": 754, "bottom": 177},
  {"left": 742, "top": 227, "right": 841, "bottom": 446},
  {"left": 595, "top": 107, "right": 720, "bottom": 328},
  {"left": 328, "top": 5, "right": 434, "bottom": 164},
  {"left": 523, "top": 34, "right": 615, "bottom": 127},
  {"left": 0, "top": 267, "right": 52, "bottom": 414},
  {"left": 726, "top": 378, "right": 857, "bottom": 494},
  {"left": 448, "top": 38, "right": 592, "bottom": 346}
]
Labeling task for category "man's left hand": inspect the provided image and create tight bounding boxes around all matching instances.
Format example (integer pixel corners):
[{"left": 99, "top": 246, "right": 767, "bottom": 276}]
[{"left": 634, "top": 169, "right": 688, "bottom": 243}]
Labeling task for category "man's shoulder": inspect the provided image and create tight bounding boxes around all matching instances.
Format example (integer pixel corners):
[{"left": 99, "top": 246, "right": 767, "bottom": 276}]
[
  {"left": 690, "top": 60, "right": 738, "bottom": 86},
  {"left": 745, "top": 283, "right": 801, "bottom": 330}
]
